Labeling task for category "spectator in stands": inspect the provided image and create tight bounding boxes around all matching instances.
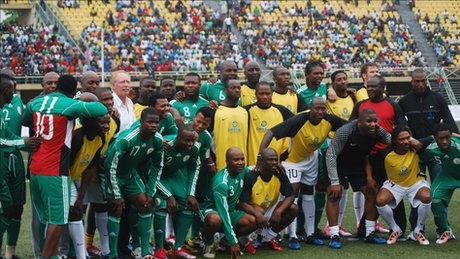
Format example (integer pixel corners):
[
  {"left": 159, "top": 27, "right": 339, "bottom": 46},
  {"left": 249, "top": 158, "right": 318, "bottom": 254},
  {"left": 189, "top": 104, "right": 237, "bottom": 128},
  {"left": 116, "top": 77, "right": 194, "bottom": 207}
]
[{"left": 90, "top": 5, "right": 97, "bottom": 17}]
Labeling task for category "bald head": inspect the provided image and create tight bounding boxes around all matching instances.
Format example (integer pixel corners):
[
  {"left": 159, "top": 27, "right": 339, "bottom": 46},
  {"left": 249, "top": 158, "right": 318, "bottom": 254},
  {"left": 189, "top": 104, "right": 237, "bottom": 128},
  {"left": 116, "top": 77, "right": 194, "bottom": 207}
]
[
  {"left": 81, "top": 71, "right": 100, "bottom": 93},
  {"left": 244, "top": 61, "right": 261, "bottom": 85},
  {"left": 273, "top": 66, "right": 288, "bottom": 77},
  {"left": 260, "top": 147, "right": 277, "bottom": 160},
  {"left": 220, "top": 61, "right": 238, "bottom": 83},
  {"left": 0, "top": 69, "right": 15, "bottom": 78},
  {"left": 42, "top": 72, "right": 59, "bottom": 94},
  {"left": 226, "top": 147, "right": 244, "bottom": 161},
  {"left": 311, "top": 96, "right": 326, "bottom": 107}
]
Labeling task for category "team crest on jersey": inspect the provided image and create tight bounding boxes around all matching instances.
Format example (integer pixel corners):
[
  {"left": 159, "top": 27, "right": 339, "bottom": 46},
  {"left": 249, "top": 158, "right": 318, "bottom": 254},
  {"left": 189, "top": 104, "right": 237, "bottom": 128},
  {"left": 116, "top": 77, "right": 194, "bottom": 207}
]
[
  {"left": 313, "top": 137, "right": 319, "bottom": 144},
  {"left": 80, "top": 154, "right": 90, "bottom": 166},
  {"left": 183, "top": 155, "right": 190, "bottom": 162},
  {"left": 287, "top": 105, "right": 293, "bottom": 111},
  {"left": 342, "top": 107, "right": 349, "bottom": 117},
  {"left": 400, "top": 165, "right": 410, "bottom": 175},
  {"left": 155, "top": 197, "right": 161, "bottom": 206},
  {"left": 453, "top": 158, "right": 460, "bottom": 165},
  {"left": 229, "top": 121, "right": 241, "bottom": 133},
  {"left": 257, "top": 121, "right": 268, "bottom": 131},
  {"left": 147, "top": 148, "right": 154, "bottom": 154},
  {"left": 261, "top": 195, "right": 272, "bottom": 209}
]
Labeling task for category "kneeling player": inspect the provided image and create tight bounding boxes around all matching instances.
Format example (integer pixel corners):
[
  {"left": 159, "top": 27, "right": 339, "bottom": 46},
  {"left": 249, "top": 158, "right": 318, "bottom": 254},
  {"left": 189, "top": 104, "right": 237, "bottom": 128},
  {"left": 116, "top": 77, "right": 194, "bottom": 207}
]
[
  {"left": 375, "top": 126, "right": 431, "bottom": 245},
  {"left": 201, "top": 147, "right": 257, "bottom": 259},
  {"left": 239, "top": 148, "right": 298, "bottom": 252}
]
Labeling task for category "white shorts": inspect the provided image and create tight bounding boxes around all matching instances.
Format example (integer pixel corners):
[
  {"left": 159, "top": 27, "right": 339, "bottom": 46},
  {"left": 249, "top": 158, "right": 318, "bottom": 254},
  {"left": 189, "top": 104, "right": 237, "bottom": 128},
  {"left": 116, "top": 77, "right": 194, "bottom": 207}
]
[
  {"left": 263, "top": 198, "right": 281, "bottom": 221},
  {"left": 83, "top": 182, "right": 106, "bottom": 204},
  {"left": 70, "top": 181, "right": 80, "bottom": 206},
  {"left": 71, "top": 181, "right": 106, "bottom": 206},
  {"left": 382, "top": 180, "right": 430, "bottom": 209},
  {"left": 282, "top": 150, "right": 318, "bottom": 185}
]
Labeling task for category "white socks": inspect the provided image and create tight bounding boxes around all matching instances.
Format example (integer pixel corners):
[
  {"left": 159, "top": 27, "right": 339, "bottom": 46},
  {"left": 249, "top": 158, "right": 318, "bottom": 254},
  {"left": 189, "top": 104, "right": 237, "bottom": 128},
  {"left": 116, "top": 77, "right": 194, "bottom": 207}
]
[
  {"left": 165, "top": 214, "right": 174, "bottom": 237},
  {"left": 95, "top": 212, "right": 110, "bottom": 256},
  {"left": 365, "top": 220, "right": 376, "bottom": 237},
  {"left": 329, "top": 225, "right": 339, "bottom": 237},
  {"left": 377, "top": 205, "right": 400, "bottom": 232},
  {"left": 288, "top": 199, "right": 298, "bottom": 238},
  {"left": 302, "top": 194, "right": 315, "bottom": 236},
  {"left": 338, "top": 189, "right": 348, "bottom": 226},
  {"left": 353, "top": 192, "right": 365, "bottom": 226},
  {"left": 68, "top": 220, "right": 87, "bottom": 259},
  {"left": 415, "top": 202, "right": 431, "bottom": 233}
]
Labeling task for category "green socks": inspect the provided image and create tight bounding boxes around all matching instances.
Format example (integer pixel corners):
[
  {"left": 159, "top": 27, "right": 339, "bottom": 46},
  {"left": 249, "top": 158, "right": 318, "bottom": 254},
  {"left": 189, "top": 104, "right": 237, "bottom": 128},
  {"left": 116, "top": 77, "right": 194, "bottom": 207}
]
[
  {"left": 138, "top": 212, "right": 153, "bottom": 256},
  {"left": 107, "top": 216, "right": 121, "bottom": 258},
  {"left": 154, "top": 210, "right": 167, "bottom": 250}
]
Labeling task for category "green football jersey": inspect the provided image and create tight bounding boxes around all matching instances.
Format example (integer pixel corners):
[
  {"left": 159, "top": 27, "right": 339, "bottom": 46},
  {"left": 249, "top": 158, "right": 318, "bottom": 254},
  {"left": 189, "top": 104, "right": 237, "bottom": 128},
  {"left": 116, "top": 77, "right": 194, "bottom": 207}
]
[
  {"left": 131, "top": 113, "right": 178, "bottom": 140},
  {"left": 199, "top": 81, "right": 226, "bottom": 103},
  {"left": 425, "top": 137, "right": 460, "bottom": 179},
  {"left": 159, "top": 113, "right": 178, "bottom": 140},
  {"left": 157, "top": 140, "right": 200, "bottom": 199},
  {"left": 170, "top": 97, "right": 209, "bottom": 124},
  {"left": 196, "top": 129, "right": 212, "bottom": 161},
  {"left": 3, "top": 95, "right": 23, "bottom": 135},
  {"left": 104, "top": 126, "right": 164, "bottom": 199},
  {"left": 202, "top": 167, "right": 249, "bottom": 244},
  {"left": 297, "top": 82, "right": 328, "bottom": 106},
  {"left": 2, "top": 95, "right": 24, "bottom": 153}
]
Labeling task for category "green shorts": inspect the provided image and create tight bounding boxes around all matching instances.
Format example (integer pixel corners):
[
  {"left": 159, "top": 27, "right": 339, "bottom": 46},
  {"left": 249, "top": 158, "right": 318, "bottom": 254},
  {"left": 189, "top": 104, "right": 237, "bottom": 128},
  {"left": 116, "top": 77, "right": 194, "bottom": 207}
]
[
  {"left": 30, "top": 174, "right": 71, "bottom": 225},
  {"left": 3, "top": 151, "right": 25, "bottom": 205},
  {"left": 118, "top": 172, "right": 145, "bottom": 198},
  {"left": 200, "top": 208, "right": 245, "bottom": 227},
  {"left": 431, "top": 174, "right": 460, "bottom": 204}
]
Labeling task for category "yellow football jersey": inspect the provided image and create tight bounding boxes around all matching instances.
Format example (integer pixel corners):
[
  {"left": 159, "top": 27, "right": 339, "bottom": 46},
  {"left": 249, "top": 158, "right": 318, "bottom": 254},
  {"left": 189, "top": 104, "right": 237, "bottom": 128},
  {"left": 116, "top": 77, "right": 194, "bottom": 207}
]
[
  {"left": 240, "top": 84, "right": 257, "bottom": 107},
  {"left": 250, "top": 175, "right": 281, "bottom": 210},
  {"left": 246, "top": 105, "right": 290, "bottom": 166},
  {"left": 272, "top": 90, "right": 299, "bottom": 114},
  {"left": 384, "top": 149, "right": 424, "bottom": 187},
  {"left": 134, "top": 102, "right": 148, "bottom": 119},
  {"left": 355, "top": 87, "right": 369, "bottom": 102},
  {"left": 287, "top": 119, "right": 335, "bottom": 163},
  {"left": 70, "top": 135, "right": 104, "bottom": 182},
  {"left": 214, "top": 105, "right": 248, "bottom": 170},
  {"left": 326, "top": 95, "right": 354, "bottom": 138}
]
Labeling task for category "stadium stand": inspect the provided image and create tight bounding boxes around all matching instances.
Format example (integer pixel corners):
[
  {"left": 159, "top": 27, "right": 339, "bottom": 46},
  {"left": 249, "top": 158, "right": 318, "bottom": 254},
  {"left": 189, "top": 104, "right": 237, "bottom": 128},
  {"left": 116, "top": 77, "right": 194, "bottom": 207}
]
[
  {"left": 0, "top": 0, "right": 459, "bottom": 76},
  {"left": 48, "top": 0, "right": 246, "bottom": 73},
  {"left": 415, "top": 0, "right": 460, "bottom": 66},
  {"left": 0, "top": 23, "right": 81, "bottom": 75},
  {"left": 233, "top": 0, "right": 423, "bottom": 71}
]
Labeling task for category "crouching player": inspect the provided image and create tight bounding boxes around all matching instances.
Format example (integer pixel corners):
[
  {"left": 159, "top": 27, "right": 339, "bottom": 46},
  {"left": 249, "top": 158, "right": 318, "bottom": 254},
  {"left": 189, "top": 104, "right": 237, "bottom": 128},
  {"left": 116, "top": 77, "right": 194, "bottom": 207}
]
[
  {"left": 153, "top": 125, "right": 201, "bottom": 259},
  {"left": 425, "top": 123, "right": 460, "bottom": 244},
  {"left": 201, "top": 147, "right": 258, "bottom": 259},
  {"left": 375, "top": 126, "right": 431, "bottom": 245},
  {"left": 239, "top": 148, "right": 297, "bottom": 252},
  {"left": 104, "top": 108, "right": 164, "bottom": 259}
]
